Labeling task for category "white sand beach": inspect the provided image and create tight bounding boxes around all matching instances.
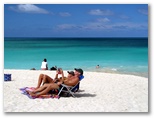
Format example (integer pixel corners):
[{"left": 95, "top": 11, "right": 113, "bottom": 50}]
[{"left": 3, "top": 69, "right": 148, "bottom": 112}]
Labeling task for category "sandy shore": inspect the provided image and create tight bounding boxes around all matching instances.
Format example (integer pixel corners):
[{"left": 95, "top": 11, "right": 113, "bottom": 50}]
[{"left": 3, "top": 69, "right": 148, "bottom": 112}]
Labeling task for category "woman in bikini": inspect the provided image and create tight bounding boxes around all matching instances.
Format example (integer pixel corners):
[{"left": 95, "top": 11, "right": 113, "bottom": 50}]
[{"left": 28, "top": 69, "right": 77, "bottom": 97}]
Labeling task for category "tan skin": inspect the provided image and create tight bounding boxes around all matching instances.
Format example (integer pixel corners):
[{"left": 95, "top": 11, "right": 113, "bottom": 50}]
[
  {"left": 28, "top": 69, "right": 79, "bottom": 97},
  {"left": 36, "top": 74, "right": 54, "bottom": 89},
  {"left": 36, "top": 69, "right": 68, "bottom": 89}
]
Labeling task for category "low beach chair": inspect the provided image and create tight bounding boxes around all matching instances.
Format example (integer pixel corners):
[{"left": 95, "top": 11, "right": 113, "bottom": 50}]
[{"left": 58, "top": 75, "right": 84, "bottom": 97}]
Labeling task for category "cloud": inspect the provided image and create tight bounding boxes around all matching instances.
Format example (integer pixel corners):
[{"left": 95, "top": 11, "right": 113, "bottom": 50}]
[
  {"left": 138, "top": 8, "right": 148, "bottom": 15},
  {"left": 111, "top": 22, "right": 148, "bottom": 30},
  {"left": 112, "top": 25, "right": 128, "bottom": 29},
  {"left": 56, "top": 24, "right": 77, "bottom": 30},
  {"left": 9, "top": 4, "right": 49, "bottom": 14},
  {"left": 55, "top": 21, "right": 147, "bottom": 32},
  {"left": 59, "top": 12, "right": 71, "bottom": 17},
  {"left": 119, "top": 15, "right": 130, "bottom": 19},
  {"left": 96, "top": 18, "right": 110, "bottom": 22},
  {"left": 89, "top": 9, "right": 113, "bottom": 16}
]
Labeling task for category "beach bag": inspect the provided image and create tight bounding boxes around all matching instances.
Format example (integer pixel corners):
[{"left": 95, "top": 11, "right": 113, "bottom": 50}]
[{"left": 4, "top": 74, "right": 11, "bottom": 81}]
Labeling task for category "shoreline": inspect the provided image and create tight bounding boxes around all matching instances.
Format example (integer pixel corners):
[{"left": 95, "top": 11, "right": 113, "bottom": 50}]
[
  {"left": 4, "top": 68, "right": 148, "bottom": 78},
  {"left": 3, "top": 69, "right": 148, "bottom": 112}
]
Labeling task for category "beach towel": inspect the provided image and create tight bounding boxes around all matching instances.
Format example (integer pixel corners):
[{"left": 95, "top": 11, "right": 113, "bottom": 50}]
[{"left": 19, "top": 87, "right": 60, "bottom": 99}]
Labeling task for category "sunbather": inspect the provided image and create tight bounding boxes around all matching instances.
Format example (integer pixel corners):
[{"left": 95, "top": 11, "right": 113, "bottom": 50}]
[
  {"left": 28, "top": 68, "right": 83, "bottom": 97},
  {"left": 35, "top": 68, "right": 74, "bottom": 89}
]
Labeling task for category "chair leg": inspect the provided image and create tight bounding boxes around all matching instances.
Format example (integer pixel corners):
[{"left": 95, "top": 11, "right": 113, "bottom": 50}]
[
  {"left": 57, "top": 86, "right": 64, "bottom": 96},
  {"left": 65, "top": 87, "right": 75, "bottom": 97},
  {"left": 58, "top": 85, "right": 76, "bottom": 97},
  {"left": 70, "top": 92, "right": 75, "bottom": 97}
]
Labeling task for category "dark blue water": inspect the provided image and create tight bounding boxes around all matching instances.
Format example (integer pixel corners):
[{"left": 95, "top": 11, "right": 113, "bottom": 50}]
[{"left": 4, "top": 37, "right": 148, "bottom": 77}]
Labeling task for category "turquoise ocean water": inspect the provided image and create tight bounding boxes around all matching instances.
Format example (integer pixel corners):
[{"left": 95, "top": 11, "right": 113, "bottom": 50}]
[{"left": 4, "top": 37, "right": 148, "bottom": 77}]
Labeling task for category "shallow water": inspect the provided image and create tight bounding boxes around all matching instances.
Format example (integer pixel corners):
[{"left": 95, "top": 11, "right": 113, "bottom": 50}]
[{"left": 4, "top": 37, "right": 148, "bottom": 77}]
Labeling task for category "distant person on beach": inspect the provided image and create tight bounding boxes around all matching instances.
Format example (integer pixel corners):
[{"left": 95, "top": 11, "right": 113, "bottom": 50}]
[
  {"left": 30, "top": 68, "right": 36, "bottom": 70},
  {"left": 41, "top": 58, "right": 48, "bottom": 70},
  {"left": 28, "top": 68, "right": 83, "bottom": 97},
  {"left": 96, "top": 65, "right": 100, "bottom": 69},
  {"left": 50, "top": 66, "right": 57, "bottom": 70}
]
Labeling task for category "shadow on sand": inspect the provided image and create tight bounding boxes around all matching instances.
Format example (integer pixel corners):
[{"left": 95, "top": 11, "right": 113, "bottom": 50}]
[
  {"left": 60, "top": 89, "right": 96, "bottom": 98},
  {"left": 74, "top": 93, "right": 96, "bottom": 98}
]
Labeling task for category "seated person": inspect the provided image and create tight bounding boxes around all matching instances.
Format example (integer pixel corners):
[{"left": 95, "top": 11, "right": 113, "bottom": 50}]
[
  {"left": 35, "top": 68, "right": 74, "bottom": 89},
  {"left": 41, "top": 58, "right": 48, "bottom": 70},
  {"left": 28, "top": 68, "right": 83, "bottom": 97}
]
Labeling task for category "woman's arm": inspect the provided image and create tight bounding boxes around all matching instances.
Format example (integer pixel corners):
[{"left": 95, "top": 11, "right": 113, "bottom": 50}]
[
  {"left": 53, "top": 70, "right": 59, "bottom": 82},
  {"left": 59, "top": 69, "right": 65, "bottom": 83},
  {"left": 55, "top": 70, "right": 59, "bottom": 79}
]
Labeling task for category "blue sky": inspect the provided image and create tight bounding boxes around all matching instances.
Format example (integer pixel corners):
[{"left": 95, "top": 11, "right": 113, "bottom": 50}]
[{"left": 4, "top": 4, "right": 148, "bottom": 37}]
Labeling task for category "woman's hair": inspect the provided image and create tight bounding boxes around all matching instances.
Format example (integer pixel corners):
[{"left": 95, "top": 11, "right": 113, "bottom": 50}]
[{"left": 44, "top": 58, "right": 47, "bottom": 62}]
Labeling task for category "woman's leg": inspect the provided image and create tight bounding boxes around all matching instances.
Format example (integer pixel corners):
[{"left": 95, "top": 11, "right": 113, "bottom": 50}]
[
  {"left": 33, "top": 84, "right": 50, "bottom": 93},
  {"left": 36, "top": 74, "right": 54, "bottom": 89},
  {"left": 36, "top": 74, "right": 44, "bottom": 88},
  {"left": 43, "top": 74, "right": 54, "bottom": 84},
  {"left": 29, "top": 83, "right": 59, "bottom": 97},
  {"left": 37, "top": 83, "right": 59, "bottom": 96}
]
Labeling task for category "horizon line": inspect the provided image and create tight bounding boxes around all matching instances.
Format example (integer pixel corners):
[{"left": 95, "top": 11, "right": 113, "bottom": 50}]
[{"left": 4, "top": 36, "right": 148, "bottom": 38}]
